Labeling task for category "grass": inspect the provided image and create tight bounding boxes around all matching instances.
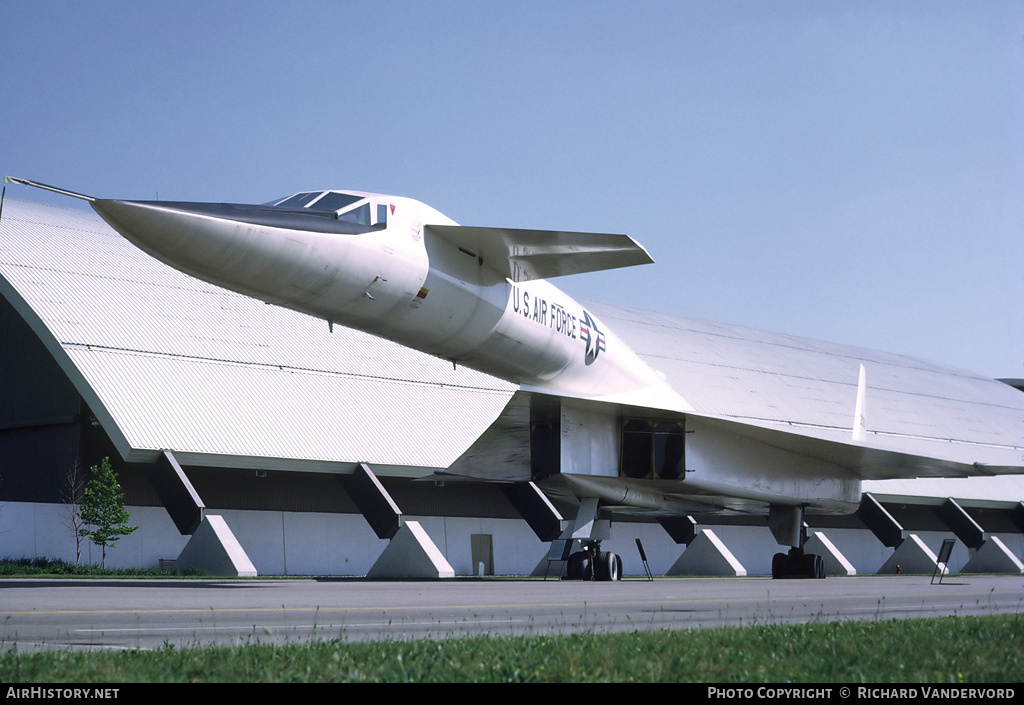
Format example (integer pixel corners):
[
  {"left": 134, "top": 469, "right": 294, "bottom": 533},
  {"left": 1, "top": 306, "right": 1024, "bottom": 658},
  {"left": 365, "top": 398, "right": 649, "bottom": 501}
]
[
  {"left": 2, "top": 614, "right": 1021, "bottom": 683},
  {"left": 0, "top": 557, "right": 207, "bottom": 578}
]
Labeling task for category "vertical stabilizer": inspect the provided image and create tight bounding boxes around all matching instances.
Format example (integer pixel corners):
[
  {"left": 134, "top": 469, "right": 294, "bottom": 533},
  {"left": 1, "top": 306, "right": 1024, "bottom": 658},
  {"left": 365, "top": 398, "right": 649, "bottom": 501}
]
[{"left": 852, "top": 364, "right": 867, "bottom": 441}]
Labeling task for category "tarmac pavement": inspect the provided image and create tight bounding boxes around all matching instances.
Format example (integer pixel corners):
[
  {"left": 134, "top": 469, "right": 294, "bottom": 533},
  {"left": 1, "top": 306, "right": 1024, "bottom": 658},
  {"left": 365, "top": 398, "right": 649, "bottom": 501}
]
[{"left": 1, "top": 574, "right": 1022, "bottom": 651}]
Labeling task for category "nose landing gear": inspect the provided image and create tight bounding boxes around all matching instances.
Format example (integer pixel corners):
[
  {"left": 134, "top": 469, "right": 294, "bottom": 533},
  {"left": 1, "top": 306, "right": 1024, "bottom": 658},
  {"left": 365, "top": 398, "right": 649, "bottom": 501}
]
[{"left": 771, "top": 547, "right": 825, "bottom": 579}]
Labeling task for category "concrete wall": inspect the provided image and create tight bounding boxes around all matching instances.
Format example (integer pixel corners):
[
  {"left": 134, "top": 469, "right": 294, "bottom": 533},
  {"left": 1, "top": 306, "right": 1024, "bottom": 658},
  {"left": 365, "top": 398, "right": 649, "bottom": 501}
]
[
  {"left": 0, "top": 502, "right": 551, "bottom": 576},
  {"left": 3, "top": 502, "right": 1022, "bottom": 576},
  {"left": 1, "top": 503, "right": 189, "bottom": 568}
]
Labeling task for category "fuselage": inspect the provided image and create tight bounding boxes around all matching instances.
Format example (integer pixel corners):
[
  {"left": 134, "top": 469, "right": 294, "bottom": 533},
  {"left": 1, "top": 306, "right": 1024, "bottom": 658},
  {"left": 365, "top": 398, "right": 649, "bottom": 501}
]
[{"left": 90, "top": 190, "right": 675, "bottom": 402}]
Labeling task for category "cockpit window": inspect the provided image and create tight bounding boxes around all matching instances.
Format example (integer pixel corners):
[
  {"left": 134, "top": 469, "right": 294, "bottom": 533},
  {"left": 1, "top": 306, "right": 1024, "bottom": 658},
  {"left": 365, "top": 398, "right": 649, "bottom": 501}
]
[
  {"left": 308, "top": 192, "right": 363, "bottom": 213},
  {"left": 338, "top": 203, "right": 370, "bottom": 226},
  {"left": 264, "top": 190, "right": 386, "bottom": 230},
  {"left": 272, "top": 192, "right": 322, "bottom": 209}
]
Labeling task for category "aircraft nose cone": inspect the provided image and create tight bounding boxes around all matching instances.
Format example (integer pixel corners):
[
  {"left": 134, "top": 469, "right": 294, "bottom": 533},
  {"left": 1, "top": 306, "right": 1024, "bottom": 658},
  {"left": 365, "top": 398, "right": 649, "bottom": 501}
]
[
  {"left": 92, "top": 199, "right": 215, "bottom": 271},
  {"left": 91, "top": 198, "right": 265, "bottom": 292},
  {"left": 90, "top": 198, "right": 353, "bottom": 314}
]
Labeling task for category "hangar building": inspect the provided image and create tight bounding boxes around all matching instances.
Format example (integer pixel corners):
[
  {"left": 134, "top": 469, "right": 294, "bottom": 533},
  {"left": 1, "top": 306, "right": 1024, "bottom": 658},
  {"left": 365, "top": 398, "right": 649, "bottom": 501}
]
[{"left": 1, "top": 197, "right": 1022, "bottom": 576}]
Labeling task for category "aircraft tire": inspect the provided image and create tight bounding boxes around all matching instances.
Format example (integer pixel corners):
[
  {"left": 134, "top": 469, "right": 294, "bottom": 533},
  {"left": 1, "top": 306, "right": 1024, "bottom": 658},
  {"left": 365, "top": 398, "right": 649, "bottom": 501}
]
[
  {"left": 800, "top": 553, "right": 825, "bottom": 579},
  {"left": 771, "top": 553, "right": 785, "bottom": 579},
  {"left": 566, "top": 551, "right": 591, "bottom": 580},
  {"left": 611, "top": 552, "right": 622, "bottom": 581},
  {"left": 596, "top": 551, "right": 622, "bottom": 581},
  {"left": 772, "top": 552, "right": 824, "bottom": 579}
]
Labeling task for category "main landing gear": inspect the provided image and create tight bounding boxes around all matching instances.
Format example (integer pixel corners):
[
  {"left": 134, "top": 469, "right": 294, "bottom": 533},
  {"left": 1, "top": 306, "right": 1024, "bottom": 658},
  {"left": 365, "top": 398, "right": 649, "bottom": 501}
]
[
  {"left": 769, "top": 504, "right": 825, "bottom": 579},
  {"left": 771, "top": 547, "right": 825, "bottom": 579},
  {"left": 565, "top": 541, "right": 622, "bottom": 581}
]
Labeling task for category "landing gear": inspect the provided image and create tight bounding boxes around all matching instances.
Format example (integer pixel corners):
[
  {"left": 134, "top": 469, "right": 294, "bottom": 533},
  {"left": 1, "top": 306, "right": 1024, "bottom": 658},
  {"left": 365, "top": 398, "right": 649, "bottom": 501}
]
[
  {"left": 566, "top": 549, "right": 591, "bottom": 579},
  {"left": 564, "top": 542, "right": 622, "bottom": 581},
  {"left": 772, "top": 548, "right": 825, "bottom": 579},
  {"left": 596, "top": 549, "right": 623, "bottom": 581},
  {"left": 768, "top": 504, "right": 825, "bottom": 579}
]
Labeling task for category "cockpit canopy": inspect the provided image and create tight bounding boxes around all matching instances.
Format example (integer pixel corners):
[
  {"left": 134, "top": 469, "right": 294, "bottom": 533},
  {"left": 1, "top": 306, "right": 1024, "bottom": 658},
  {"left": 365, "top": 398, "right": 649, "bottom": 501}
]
[{"left": 265, "top": 190, "right": 388, "bottom": 228}]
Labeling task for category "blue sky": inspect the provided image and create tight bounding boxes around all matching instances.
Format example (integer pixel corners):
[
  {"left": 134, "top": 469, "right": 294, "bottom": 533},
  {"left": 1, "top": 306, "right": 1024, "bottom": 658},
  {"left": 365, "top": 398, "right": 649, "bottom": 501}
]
[{"left": 3, "top": 1, "right": 1022, "bottom": 378}]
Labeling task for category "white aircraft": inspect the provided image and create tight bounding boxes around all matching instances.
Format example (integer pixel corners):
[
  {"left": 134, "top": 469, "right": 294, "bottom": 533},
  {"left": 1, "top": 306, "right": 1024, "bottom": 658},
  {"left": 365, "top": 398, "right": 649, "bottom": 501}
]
[{"left": 7, "top": 177, "right": 1024, "bottom": 579}]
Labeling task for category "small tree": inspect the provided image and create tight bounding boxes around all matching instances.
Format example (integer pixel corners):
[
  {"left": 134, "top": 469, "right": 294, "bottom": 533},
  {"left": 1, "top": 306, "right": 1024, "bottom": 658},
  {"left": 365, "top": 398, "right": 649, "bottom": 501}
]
[
  {"left": 79, "top": 457, "right": 137, "bottom": 568},
  {"left": 62, "top": 461, "right": 87, "bottom": 566}
]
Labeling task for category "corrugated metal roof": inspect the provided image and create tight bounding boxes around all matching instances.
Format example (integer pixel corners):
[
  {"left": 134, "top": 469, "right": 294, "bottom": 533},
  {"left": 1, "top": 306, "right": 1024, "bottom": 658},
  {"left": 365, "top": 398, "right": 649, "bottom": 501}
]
[{"left": 0, "top": 198, "right": 516, "bottom": 473}]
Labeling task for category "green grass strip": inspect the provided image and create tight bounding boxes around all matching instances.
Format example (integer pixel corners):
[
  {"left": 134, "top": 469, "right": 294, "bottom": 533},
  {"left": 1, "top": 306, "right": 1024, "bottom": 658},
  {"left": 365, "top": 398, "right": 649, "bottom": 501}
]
[
  {"left": 0, "top": 558, "right": 206, "bottom": 578},
  {"left": 3, "top": 614, "right": 1021, "bottom": 683}
]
